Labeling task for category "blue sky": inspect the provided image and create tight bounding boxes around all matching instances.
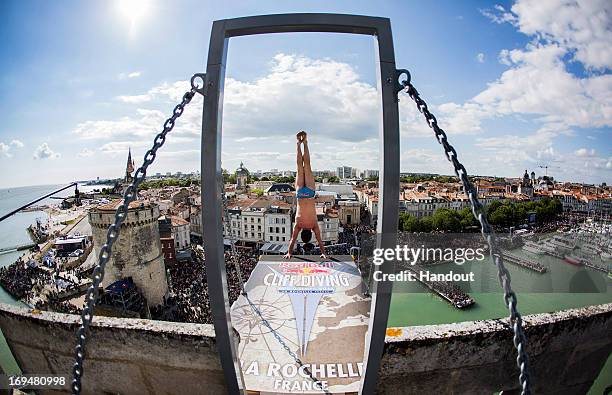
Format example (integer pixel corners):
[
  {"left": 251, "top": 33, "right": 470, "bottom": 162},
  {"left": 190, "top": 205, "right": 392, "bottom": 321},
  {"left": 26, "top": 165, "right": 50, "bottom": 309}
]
[{"left": 0, "top": 0, "right": 610, "bottom": 188}]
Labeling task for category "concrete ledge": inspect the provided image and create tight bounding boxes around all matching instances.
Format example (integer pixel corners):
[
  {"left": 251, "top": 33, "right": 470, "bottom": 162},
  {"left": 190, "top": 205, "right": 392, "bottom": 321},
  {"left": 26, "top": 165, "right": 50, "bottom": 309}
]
[
  {"left": 382, "top": 303, "right": 612, "bottom": 395},
  {"left": 0, "top": 303, "right": 224, "bottom": 394},
  {"left": 0, "top": 303, "right": 611, "bottom": 394}
]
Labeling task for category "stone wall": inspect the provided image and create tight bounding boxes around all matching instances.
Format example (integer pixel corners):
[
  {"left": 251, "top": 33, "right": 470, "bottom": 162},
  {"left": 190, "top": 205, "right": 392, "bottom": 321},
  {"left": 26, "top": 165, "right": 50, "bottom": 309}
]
[
  {"left": 0, "top": 303, "right": 226, "bottom": 394},
  {"left": 381, "top": 303, "right": 612, "bottom": 395},
  {"left": 0, "top": 302, "right": 610, "bottom": 394}
]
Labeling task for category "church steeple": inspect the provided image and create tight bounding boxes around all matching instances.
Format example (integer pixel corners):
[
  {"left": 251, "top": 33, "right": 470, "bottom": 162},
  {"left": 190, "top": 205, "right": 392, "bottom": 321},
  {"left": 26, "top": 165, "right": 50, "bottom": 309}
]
[{"left": 125, "top": 147, "right": 135, "bottom": 183}]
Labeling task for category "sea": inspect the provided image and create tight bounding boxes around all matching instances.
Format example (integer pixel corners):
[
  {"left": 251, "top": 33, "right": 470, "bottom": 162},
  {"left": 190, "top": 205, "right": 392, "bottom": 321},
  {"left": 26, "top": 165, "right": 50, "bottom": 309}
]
[{"left": 0, "top": 184, "right": 610, "bottom": 391}]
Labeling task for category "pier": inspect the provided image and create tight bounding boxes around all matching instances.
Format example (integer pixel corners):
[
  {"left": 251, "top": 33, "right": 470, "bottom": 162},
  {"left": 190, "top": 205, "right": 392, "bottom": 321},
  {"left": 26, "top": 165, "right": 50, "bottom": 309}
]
[
  {"left": 0, "top": 243, "right": 36, "bottom": 255},
  {"left": 581, "top": 260, "right": 609, "bottom": 274},
  {"left": 501, "top": 251, "right": 547, "bottom": 273},
  {"left": 404, "top": 265, "right": 475, "bottom": 309}
]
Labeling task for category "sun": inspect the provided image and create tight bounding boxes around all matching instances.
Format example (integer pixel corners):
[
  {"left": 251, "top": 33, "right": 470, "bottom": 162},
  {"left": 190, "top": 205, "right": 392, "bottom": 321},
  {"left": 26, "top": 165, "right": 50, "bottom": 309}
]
[{"left": 116, "top": 0, "right": 151, "bottom": 32}]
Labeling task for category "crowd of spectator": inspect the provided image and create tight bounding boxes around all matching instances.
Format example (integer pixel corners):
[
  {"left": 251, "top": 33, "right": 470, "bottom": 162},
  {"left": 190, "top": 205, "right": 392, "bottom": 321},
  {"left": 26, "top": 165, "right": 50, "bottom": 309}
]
[
  {"left": 0, "top": 258, "right": 50, "bottom": 301},
  {"left": 151, "top": 246, "right": 259, "bottom": 324}
]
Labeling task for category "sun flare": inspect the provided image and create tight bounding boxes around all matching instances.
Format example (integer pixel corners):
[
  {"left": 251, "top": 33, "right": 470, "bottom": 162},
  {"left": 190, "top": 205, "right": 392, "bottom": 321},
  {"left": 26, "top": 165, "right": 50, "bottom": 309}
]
[{"left": 117, "top": 0, "right": 150, "bottom": 31}]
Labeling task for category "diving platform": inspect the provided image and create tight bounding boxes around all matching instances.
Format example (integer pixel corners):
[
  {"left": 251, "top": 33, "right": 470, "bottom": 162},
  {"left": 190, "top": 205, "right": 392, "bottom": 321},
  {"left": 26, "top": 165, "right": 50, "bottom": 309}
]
[{"left": 230, "top": 255, "right": 370, "bottom": 394}]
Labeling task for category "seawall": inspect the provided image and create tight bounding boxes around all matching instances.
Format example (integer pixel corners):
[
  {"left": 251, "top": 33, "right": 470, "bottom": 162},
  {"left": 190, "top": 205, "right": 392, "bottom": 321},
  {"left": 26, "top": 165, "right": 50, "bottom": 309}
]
[{"left": 0, "top": 302, "right": 610, "bottom": 394}]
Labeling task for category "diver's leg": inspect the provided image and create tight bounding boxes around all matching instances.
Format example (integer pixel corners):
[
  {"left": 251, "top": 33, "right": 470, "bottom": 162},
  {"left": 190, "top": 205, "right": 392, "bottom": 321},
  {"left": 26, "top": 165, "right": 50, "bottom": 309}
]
[
  {"left": 302, "top": 138, "right": 315, "bottom": 189},
  {"left": 296, "top": 138, "right": 305, "bottom": 189}
]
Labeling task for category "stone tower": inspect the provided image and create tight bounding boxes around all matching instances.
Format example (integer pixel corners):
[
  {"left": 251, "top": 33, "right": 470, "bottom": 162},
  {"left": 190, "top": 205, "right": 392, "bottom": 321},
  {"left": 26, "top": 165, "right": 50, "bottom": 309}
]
[
  {"left": 88, "top": 199, "right": 168, "bottom": 306},
  {"left": 124, "top": 148, "right": 135, "bottom": 184},
  {"left": 236, "top": 162, "right": 249, "bottom": 190}
]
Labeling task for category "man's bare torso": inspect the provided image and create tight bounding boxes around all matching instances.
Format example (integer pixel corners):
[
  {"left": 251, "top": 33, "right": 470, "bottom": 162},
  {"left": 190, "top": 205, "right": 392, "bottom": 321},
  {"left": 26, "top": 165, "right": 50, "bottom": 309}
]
[{"left": 295, "top": 198, "right": 317, "bottom": 229}]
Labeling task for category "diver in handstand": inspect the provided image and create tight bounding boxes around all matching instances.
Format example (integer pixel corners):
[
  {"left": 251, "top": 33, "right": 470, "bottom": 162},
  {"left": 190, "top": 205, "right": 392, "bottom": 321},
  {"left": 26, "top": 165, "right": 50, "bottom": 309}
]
[{"left": 284, "top": 131, "right": 327, "bottom": 259}]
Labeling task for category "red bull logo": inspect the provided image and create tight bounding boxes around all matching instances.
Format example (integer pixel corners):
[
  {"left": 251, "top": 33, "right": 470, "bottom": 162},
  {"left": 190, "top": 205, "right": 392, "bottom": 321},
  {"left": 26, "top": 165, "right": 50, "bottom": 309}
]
[{"left": 282, "top": 267, "right": 330, "bottom": 275}]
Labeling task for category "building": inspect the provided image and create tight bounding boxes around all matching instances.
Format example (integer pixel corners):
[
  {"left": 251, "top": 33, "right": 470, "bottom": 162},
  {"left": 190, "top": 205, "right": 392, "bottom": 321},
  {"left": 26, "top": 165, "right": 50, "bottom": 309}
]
[
  {"left": 337, "top": 166, "right": 352, "bottom": 179},
  {"left": 317, "top": 183, "right": 354, "bottom": 196},
  {"left": 222, "top": 198, "right": 293, "bottom": 245},
  {"left": 124, "top": 148, "right": 135, "bottom": 184},
  {"left": 362, "top": 169, "right": 379, "bottom": 179},
  {"left": 189, "top": 205, "right": 202, "bottom": 240},
  {"left": 236, "top": 162, "right": 249, "bottom": 190},
  {"left": 317, "top": 206, "right": 339, "bottom": 243},
  {"left": 338, "top": 200, "right": 360, "bottom": 225},
  {"left": 265, "top": 183, "right": 295, "bottom": 195},
  {"left": 518, "top": 170, "right": 534, "bottom": 197},
  {"left": 88, "top": 200, "right": 168, "bottom": 306},
  {"left": 171, "top": 216, "right": 190, "bottom": 251},
  {"left": 264, "top": 204, "right": 292, "bottom": 243},
  {"left": 158, "top": 216, "right": 176, "bottom": 265}
]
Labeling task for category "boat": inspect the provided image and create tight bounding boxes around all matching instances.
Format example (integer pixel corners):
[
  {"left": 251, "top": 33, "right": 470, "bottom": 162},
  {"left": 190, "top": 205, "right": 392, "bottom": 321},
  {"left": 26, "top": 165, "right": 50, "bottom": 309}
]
[
  {"left": 522, "top": 242, "right": 545, "bottom": 255},
  {"left": 563, "top": 254, "right": 583, "bottom": 266}
]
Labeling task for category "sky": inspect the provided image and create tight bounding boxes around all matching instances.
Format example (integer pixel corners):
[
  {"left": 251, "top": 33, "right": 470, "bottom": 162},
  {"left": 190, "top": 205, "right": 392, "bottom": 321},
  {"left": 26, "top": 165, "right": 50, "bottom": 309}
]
[{"left": 0, "top": 0, "right": 610, "bottom": 188}]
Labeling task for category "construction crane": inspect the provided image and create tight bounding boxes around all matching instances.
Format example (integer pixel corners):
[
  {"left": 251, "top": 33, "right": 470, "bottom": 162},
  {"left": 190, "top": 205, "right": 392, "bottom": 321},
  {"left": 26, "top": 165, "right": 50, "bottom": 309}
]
[{"left": 538, "top": 164, "right": 559, "bottom": 177}]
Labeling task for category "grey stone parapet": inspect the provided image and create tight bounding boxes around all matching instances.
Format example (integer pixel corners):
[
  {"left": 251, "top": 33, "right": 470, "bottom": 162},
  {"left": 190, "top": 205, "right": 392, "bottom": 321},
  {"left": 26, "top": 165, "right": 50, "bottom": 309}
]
[
  {"left": 0, "top": 303, "right": 224, "bottom": 394},
  {"left": 0, "top": 302, "right": 610, "bottom": 394},
  {"left": 382, "top": 303, "right": 612, "bottom": 395}
]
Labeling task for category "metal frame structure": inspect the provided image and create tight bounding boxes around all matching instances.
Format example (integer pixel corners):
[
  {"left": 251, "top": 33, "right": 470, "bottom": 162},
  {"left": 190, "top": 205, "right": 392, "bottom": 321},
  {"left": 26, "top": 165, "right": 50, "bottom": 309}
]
[{"left": 200, "top": 13, "right": 400, "bottom": 394}]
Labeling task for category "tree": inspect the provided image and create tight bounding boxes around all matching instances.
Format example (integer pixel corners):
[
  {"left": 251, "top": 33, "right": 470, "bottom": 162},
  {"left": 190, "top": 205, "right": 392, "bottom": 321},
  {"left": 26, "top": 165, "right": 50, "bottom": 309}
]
[
  {"left": 459, "top": 207, "right": 478, "bottom": 230},
  {"left": 252, "top": 188, "right": 264, "bottom": 197},
  {"left": 432, "top": 208, "right": 461, "bottom": 232},
  {"left": 327, "top": 176, "right": 339, "bottom": 183}
]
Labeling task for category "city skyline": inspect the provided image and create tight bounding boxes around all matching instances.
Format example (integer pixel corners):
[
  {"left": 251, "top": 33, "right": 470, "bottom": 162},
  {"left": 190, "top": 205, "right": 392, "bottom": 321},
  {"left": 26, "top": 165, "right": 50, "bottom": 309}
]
[{"left": 0, "top": 0, "right": 611, "bottom": 188}]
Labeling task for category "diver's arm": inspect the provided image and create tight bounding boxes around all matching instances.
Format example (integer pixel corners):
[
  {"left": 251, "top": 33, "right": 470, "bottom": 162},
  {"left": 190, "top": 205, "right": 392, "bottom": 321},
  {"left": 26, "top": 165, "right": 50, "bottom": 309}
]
[
  {"left": 313, "top": 224, "right": 327, "bottom": 259},
  {"left": 284, "top": 225, "right": 301, "bottom": 259}
]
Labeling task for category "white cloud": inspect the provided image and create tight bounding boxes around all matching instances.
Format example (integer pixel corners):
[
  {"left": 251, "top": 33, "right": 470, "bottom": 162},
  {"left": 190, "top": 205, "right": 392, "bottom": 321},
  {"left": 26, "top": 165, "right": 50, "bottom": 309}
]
[
  {"left": 33, "top": 143, "right": 60, "bottom": 159},
  {"left": 438, "top": 43, "right": 612, "bottom": 134},
  {"left": 483, "top": 0, "right": 612, "bottom": 70},
  {"left": 479, "top": 5, "right": 518, "bottom": 25},
  {"left": 118, "top": 71, "right": 142, "bottom": 80},
  {"left": 476, "top": 53, "right": 485, "bottom": 63},
  {"left": 575, "top": 147, "right": 596, "bottom": 157},
  {"left": 115, "top": 94, "right": 151, "bottom": 103},
  {"left": 0, "top": 139, "right": 25, "bottom": 158},
  {"left": 77, "top": 148, "right": 94, "bottom": 157},
  {"left": 0, "top": 142, "right": 11, "bottom": 158}
]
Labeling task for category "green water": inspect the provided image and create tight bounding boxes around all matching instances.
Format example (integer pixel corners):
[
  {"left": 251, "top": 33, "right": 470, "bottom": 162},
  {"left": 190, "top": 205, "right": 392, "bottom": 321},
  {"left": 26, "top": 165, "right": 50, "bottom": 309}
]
[{"left": 388, "top": 248, "right": 612, "bottom": 326}]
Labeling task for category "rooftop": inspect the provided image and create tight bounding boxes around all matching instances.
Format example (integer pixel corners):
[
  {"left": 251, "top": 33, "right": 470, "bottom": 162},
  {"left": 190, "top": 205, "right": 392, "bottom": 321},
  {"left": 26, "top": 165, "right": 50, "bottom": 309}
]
[{"left": 96, "top": 199, "right": 153, "bottom": 212}]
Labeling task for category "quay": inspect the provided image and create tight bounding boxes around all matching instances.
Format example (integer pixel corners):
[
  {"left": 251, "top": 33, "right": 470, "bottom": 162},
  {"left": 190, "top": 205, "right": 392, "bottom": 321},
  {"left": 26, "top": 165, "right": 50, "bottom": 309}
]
[
  {"left": 539, "top": 244, "right": 565, "bottom": 259},
  {"left": 0, "top": 243, "right": 36, "bottom": 254},
  {"left": 501, "top": 251, "right": 547, "bottom": 273},
  {"left": 404, "top": 265, "right": 475, "bottom": 309},
  {"left": 580, "top": 260, "right": 609, "bottom": 274}
]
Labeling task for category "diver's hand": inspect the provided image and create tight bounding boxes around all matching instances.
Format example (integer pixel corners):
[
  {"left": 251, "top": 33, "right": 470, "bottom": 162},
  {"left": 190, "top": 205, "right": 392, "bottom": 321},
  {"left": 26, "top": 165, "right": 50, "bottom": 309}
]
[
  {"left": 320, "top": 254, "right": 328, "bottom": 260},
  {"left": 283, "top": 253, "right": 292, "bottom": 259}
]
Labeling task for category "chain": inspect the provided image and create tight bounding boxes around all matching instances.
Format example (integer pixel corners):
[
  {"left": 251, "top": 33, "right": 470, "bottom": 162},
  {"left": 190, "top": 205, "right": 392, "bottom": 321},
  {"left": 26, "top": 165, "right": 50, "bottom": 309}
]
[
  {"left": 70, "top": 75, "right": 203, "bottom": 395},
  {"left": 397, "top": 69, "right": 532, "bottom": 394}
]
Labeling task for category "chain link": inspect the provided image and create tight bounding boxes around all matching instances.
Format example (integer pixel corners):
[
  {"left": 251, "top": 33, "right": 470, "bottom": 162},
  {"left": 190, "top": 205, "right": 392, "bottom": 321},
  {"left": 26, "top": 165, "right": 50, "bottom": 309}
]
[
  {"left": 398, "top": 69, "right": 532, "bottom": 394},
  {"left": 70, "top": 77, "right": 202, "bottom": 395}
]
